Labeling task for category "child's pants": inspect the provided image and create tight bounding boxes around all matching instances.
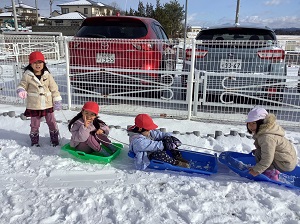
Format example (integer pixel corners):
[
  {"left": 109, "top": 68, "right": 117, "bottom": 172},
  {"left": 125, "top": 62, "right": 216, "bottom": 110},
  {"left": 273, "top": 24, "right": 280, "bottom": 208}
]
[
  {"left": 75, "top": 133, "right": 112, "bottom": 156},
  {"left": 148, "top": 150, "right": 181, "bottom": 165},
  {"left": 30, "top": 112, "right": 57, "bottom": 133}
]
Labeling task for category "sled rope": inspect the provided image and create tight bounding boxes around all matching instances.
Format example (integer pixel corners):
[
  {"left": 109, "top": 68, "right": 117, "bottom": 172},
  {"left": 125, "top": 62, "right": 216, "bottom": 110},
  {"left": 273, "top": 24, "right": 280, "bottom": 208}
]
[
  {"left": 60, "top": 109, "right": 69, "bottom": 123},
  {"left": 180, "top": 143, "right": 224, "bottom": 153},
  {"left": 107, "top": 134, "right": 224, "bottom": 153},
  {"left": 106, "top": 135, "right": 129, "bottom": 147},
  {"left": 59, "top": 112, "right": 227, "bottom": 153}
]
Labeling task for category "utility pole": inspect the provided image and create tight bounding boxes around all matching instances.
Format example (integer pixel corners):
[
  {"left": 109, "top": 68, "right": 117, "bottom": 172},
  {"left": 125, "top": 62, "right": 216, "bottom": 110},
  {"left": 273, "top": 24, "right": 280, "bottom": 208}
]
[
  {"left": 35, "top": 0, "right": 39, "bottom": 25},
  {"left": 183, "top": 0, "right": 188, "bottom": 61},
  {"left": 235, "top": 0, "right": 240, "bottom": 24},
  {"left": 50, "top": 0, "right": 54, "bottom": 17},
  {"left": 11, "top": 0, "right": 19, "bottom": 31}
]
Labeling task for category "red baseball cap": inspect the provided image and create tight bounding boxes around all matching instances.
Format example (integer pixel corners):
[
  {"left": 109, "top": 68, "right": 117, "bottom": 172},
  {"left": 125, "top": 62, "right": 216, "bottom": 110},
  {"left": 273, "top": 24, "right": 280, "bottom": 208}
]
[
  {"left": 29, "top": 51, "right": 45, "bottom": 64},
  {"left": 131, "top": 114, "right": 158, "bottom": 130},
  {"left": 82, "top": 101, "right": 99, "bottom": 114}
]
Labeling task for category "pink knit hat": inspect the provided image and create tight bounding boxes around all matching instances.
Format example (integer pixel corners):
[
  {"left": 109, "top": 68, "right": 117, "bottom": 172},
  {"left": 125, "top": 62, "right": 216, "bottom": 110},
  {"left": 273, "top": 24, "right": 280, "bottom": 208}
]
[{"left": 245, "top": 108, "right": 268, "bottom": 122}]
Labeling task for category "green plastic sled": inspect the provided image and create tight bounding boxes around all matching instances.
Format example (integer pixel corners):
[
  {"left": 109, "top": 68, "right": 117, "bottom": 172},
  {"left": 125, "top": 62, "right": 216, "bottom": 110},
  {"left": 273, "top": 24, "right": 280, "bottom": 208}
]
[{"left": 61, "top": 142, "right": 123, "bottom": 163}]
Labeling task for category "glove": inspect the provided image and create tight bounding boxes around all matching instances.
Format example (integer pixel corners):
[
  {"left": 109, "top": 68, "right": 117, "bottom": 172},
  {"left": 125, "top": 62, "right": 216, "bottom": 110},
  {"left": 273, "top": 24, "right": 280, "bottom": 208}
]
[
  {"left": 17, "top": 89, "right": 27, "bottom": 99},
  {"left": 162, "top": 136, "right": 182, "bottom": 151},
  {"left": 170, "top": 136, "right": 182, "bottom": 147},
  {"left": 53, "top": 101, "right": 62, "bottom": 111}
]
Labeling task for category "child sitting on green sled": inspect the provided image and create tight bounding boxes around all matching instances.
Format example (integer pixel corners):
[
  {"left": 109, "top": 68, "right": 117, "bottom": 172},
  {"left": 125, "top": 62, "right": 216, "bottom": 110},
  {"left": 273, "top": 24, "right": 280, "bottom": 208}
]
[
  {"left": 128, "top": 113, "right": 190, "bottom": 170},
  {"left": 246, "top": 107, "right": 297, "bottom": 181},
  {"left": 68, "top": 101, "right": 116, "bottom": 156}
]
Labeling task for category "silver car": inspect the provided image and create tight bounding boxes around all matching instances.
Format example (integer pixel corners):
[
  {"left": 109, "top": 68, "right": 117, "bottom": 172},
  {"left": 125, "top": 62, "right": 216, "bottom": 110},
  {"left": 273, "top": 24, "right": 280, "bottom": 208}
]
[{"left": 182, "top": 24, "right": 287, "bottom": 104}]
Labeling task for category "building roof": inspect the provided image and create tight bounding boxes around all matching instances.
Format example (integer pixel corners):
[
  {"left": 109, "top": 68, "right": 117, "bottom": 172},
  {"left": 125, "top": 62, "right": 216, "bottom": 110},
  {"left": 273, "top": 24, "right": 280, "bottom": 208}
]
[
  {"left": 57, "top": 0, "right": 108, "bottom": 7},
  {"left": 48, "top": 12, "right": 86, "bottom": 20},
  {"left": 5, "top": 3, "right": 36, "bottom": 10},
  {"left": 0, "top": 12, "right": 20, "bottom": 17},
  {"left": 191, "top": 26, "right": 202, "bottom": 29}
]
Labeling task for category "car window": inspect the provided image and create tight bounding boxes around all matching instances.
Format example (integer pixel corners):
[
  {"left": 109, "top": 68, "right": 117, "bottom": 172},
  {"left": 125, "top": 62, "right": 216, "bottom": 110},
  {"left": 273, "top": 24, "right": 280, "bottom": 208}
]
[
  {"left": 158, "top": 26, "right": 169, "bottom": 40},
  {"left": 196, "top": 28, "right": 276, "bottom": 41},
  {"left": 152, "top": 24, "right": 169, "bottom": 40},
  {"left": 76, "top": 20, "right": 148, "bottom": 39},
  {"left": 152, "top": 24, "right": 162, "bottom": 39}
]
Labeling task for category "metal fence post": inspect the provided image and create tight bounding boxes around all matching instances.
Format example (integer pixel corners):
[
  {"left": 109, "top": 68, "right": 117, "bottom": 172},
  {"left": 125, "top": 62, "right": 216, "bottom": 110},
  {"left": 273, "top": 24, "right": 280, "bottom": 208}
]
[
  {"left": 64, "top": 37, "right": 71, "bottom": 110},
  {"left": 187, "top": 39, "right": 196, "bottom": 120}
]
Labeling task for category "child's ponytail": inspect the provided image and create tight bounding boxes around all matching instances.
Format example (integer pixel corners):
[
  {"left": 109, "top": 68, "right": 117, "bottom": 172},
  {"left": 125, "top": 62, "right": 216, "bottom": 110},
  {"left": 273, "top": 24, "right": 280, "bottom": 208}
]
[
  {"left": 93, "top": 118, "right": 107, "bottom": 130},
  {"left": 68, "top": 112, "right": 82, "bottom": 131}
]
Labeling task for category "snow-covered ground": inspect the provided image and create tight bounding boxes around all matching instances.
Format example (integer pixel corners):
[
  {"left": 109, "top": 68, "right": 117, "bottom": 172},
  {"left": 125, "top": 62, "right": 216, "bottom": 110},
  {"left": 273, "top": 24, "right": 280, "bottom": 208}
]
[{"left": 0, "top": 104, "right": 300, "bottom": 223}]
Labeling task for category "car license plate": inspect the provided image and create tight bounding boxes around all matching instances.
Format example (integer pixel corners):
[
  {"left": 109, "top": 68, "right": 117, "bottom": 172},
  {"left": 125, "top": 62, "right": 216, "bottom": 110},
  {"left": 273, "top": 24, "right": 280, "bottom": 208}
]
[
  {"left": 96, "top": 53, "right": 115, "bottom": 63},
  {"left": 220, "top": 59, "right": 242, "bottom": 69}
]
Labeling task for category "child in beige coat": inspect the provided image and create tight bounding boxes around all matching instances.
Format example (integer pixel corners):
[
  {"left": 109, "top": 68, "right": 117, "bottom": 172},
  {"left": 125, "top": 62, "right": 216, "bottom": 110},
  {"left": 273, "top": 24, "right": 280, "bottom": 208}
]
[
  {"left": 246, "top": 107, "right": 297, "bottom": 181},
  {"left": 17, "top": 51, "right": 62, "bottom": 146}
]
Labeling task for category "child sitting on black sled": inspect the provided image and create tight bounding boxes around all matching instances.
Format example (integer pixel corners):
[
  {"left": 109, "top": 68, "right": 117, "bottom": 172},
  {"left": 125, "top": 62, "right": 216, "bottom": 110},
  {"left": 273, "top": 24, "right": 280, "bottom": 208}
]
[
  {"left": 128, "top": 113, "right": 190, "bottom": 170},
  {"left": 68, "top": 101, "right": 116, "bottom": 156}
]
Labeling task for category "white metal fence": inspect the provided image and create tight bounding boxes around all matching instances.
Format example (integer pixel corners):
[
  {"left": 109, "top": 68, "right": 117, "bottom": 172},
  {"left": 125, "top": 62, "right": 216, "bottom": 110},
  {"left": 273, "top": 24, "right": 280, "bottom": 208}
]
[{"left": 0, "top": 33, "right": 299, "bottom": 128}]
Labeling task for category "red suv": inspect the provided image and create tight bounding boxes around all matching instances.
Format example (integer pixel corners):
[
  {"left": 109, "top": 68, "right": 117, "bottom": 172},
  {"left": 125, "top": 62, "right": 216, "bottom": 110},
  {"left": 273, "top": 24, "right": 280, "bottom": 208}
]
[{"left": 69, "top": 16, "right": 175, "bottom": 97}]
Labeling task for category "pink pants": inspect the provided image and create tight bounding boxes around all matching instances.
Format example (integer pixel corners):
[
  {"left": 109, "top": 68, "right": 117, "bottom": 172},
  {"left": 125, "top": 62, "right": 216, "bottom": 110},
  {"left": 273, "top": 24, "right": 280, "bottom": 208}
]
[
  {"left": 30, "top": 112, "right": 57, "bottom": 133},
  {"left": 76, "top": 133, "right": 112, "bottom": 155}
]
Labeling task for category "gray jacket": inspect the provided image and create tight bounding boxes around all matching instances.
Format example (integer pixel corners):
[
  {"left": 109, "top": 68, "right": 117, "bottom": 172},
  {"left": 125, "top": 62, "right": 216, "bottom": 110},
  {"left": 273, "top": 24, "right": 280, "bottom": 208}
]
[{"left": 128, "top": 130, "right": 171, "bottom": 170}]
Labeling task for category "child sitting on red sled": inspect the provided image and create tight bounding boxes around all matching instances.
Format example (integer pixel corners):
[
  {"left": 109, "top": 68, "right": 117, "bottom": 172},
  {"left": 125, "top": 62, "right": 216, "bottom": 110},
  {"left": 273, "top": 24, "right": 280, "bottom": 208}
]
[{"left": 128, "top": 113, "right": 190, "bottom": 170}]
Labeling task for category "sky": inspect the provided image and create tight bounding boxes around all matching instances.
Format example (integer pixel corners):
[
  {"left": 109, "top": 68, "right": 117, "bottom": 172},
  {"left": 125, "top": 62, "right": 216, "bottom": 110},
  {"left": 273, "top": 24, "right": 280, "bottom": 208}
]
[
  {"left": 0, "top": 0, "right": 299, "bottom": 28},
  {"left": 0, "top": 104, "right": 300, "bottom": 223}
]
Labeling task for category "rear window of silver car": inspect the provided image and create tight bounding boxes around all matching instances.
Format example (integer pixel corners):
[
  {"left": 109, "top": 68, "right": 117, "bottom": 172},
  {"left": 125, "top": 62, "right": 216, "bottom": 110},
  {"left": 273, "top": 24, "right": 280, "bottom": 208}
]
[{"left": 196, "top": 28, "right": 276, "bottom": 41}]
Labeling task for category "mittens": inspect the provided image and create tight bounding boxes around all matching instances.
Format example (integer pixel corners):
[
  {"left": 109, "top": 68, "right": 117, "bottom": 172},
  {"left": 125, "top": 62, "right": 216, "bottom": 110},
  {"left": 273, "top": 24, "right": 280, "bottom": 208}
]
[
  {"left": 170, "top": 136, "right": 182, "bottom": 147},
  {"left": 162, "top": 136, "right": 182, "bottom": 150},
  {"left": 53, "top": 101, "right": 62, "bottom": 111},
  {"left": 17, "top": 89, "right": 27, "bottom": 99}
]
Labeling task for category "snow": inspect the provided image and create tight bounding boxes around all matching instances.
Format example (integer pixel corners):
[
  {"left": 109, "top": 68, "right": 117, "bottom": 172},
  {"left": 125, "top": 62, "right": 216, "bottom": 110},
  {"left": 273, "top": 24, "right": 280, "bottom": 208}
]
[
  {"left": 57, "top": 0, "right": 105, "bottom": 7},
  {"left": 0, "top": 104, "right": 300, "bottom": 223},
  {"left": 48, "top": 12, "right": 86, "bottom": 20}
]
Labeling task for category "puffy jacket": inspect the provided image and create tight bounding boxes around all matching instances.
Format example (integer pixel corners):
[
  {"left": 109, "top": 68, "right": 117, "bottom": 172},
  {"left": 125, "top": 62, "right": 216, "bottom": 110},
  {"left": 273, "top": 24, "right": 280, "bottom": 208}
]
[
  {"left": 252, "top": 113, "right": 297, "bottom": 174},
  {"left": 128, "top": 130, "right": 171, "bottom": 170},
  {"left": 17, "top": 70, "right": 62, "bottom": 110},
  {"left": 70, "top": 118, "right": 109, "bottom": 148}
]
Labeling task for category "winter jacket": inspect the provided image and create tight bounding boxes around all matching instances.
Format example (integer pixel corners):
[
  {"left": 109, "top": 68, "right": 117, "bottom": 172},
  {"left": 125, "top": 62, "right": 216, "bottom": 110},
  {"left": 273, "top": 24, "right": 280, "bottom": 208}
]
[
  {"left": 128, "top": 130, "right": 171, "bottom": 170},
  {"left": 252, "top": 113, "right": 297, "bottom": 174},
  {"left": 70, "top": 118, "right": 110, "bottom": 148},
  {"left": 17, "top": 70, "right": 62, "bottom": 110}
]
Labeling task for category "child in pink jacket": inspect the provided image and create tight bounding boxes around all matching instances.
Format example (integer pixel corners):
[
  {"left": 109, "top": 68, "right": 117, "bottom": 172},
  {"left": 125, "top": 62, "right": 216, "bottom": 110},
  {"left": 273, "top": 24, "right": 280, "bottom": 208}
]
[{"left": 68, "top": 101, "right": 116, "bottom": 156}]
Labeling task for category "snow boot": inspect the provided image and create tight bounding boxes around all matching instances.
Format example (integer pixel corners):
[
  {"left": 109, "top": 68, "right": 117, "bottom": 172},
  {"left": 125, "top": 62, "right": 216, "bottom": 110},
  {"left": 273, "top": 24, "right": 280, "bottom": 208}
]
[
  {"left": 105, "top": 144, "right": 117, "bottom": 154},
  {"left": 176, "top": 160, "right": 190, "bottom": 168},
  {"left": 50, "top": 130, "right": 60, "bottom": 147},
  {"left": 263, "top": 169, "right": 280, "bottom": 181},
  {"left": 173, "top": 151, "right": 189, "bottom": 164},
  {"left": 30, "top": 132, "right": 40, "bottom": 147}
]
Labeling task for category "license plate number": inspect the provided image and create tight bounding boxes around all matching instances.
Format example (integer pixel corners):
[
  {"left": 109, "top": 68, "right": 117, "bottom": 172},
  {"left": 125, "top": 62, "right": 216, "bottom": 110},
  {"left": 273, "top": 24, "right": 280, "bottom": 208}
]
[
  {"left": 220, "top": 59, "right": 242, "bottom": 69},
  {"left": 96, "top": 53, "right": 115, "bottom": 63}
]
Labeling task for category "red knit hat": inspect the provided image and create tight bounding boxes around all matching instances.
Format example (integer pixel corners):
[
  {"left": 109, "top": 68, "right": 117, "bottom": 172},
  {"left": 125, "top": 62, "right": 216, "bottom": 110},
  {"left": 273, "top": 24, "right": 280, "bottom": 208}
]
[
  {"left": 132, "top": 114, "right": 158, "bottom": 130},
  {"left": 82, "top": 101, "right": 99, "bottom": 114},
  {"left": 29, "top": 51, "right": 45, "bottom": 64}
]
